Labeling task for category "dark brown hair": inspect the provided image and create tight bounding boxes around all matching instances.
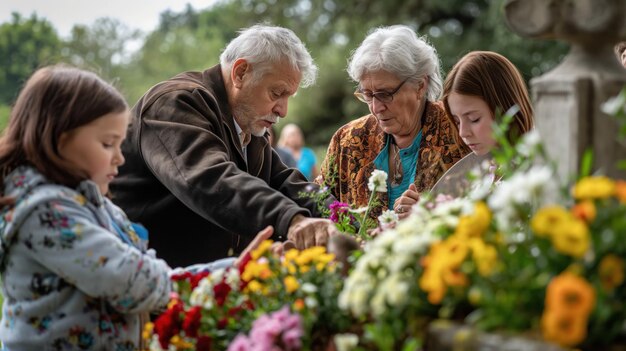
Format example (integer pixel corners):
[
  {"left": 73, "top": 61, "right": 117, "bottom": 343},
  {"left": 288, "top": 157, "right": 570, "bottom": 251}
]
[
  {"left": 0, "top": 65, "right": 128, "bottom": 188},
  {"left": 442, "top": 51, "right": 534, "bottom": 153}
]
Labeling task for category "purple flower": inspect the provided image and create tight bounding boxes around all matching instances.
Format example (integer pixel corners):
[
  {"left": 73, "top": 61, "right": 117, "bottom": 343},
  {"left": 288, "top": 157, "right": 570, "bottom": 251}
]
[{"left": 329, "top": 201, "right": 351, "bottom": 223}]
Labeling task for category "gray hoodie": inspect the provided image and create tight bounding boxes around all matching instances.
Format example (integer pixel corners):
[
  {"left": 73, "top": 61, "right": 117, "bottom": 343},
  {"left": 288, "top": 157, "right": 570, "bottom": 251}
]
[{"left": 0, "top": 166, "right": 171, "bottom": 350}]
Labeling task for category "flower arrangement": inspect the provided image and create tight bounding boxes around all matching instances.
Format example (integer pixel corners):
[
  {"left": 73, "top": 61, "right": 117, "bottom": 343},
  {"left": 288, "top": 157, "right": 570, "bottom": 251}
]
[
  {"left": 338, "top": 128, "right": 626, "bottom": 350},
  {"left": 144, "top": 241, "right": 353, "bottom": 350}
]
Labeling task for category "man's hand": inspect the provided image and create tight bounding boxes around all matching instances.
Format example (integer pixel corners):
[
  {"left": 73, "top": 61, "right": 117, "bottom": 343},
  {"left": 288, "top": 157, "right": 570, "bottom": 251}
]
[
  {"left": 393, "top": 183, "right": 420, "bottom": 219},
  {"left": 287, "top": 214, "right": 339, "bottom": 249}
]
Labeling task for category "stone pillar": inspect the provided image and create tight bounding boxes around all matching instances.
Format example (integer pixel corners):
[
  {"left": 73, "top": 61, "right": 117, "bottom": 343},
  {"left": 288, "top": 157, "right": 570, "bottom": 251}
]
[{"left": 504, "top": 0, "right": 626, "bottom": 180}]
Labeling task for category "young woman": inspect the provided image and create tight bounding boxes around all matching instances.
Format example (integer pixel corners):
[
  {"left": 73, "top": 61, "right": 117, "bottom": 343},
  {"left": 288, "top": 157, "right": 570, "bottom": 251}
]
[{"left": 432, "top": 51, "right": 534, "bottom": 197}]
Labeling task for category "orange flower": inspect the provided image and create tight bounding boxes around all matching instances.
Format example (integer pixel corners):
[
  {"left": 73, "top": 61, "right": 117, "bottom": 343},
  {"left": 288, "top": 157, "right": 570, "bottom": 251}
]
[
  {"left": 571, "top": 200, "right": 596, "bottom": 223},
  {"left": 541, "top": 310, "right": 588, "bottom": 347},
  {"left": 545, "top": 272, "right": 595, "bottom": 316},
  {"left": 293, "top": 298, "right": 305, "bottom": 311},
  {"left": 599, "top": 254, "right": 625, "bottom": 291}
]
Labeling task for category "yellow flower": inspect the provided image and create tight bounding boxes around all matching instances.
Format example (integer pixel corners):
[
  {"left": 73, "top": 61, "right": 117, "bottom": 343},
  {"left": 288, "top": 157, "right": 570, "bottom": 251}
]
[
  {"left": 469, "top": 238, "right": 499, "bottom": 276},
  {"left": 573, "top": 176, "right": 615, "bottom": 200},
  {"left": 599, "top": 254, "right": 624, "bottom": 291},
  {"left": 541, "top": 310, "right": 588, "bottom": 347},
  {"left": 284, "top": 275, "right": 300, "bottom": 293},
  {"left": 251, "top": 240, "right": 274, "bottom": 260},
  {"left": 142, "top": 321, "right": 154, "bottom": 341},
  {"left": 545, "top": 272, "right": 595, "bottom": 316},
  {"left": 284, "top": 248, "right": 300, "bottom": 262},
  {"left": 246, "top": 280, "right": 264, "bottom": 293},
  {"left": 241, "top": 261, "right": 272, "bottom": 281},
  {"left": 551, "top": 219, "right": 590, "bottom": 258},
  {"left": 615, "top": 180, "right": 626, "bottom": 203},
  {"left": 454, "top": 202, "right": 491, "bottom": 238},
  {"left": 442, "top": 236, "right": 470, "bottom": 267},
  {"left": 170, "top": 335, "right": 194, "bottom": 348},
  {"left": 531, "top": 206, "right": 570, "bottom": 238},
  {"left": 419, "top": 267, "right": 446, "bottom": 305},
  {"left": 571, "top": 200, "right": 596, "bottom": 223}
]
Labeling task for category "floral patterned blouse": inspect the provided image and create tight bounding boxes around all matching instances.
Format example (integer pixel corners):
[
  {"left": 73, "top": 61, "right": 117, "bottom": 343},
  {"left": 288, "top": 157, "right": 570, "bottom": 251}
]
[
  {"left": 318, "top": 101, "right": 468, "bottom": 219},
  {"left": 0, "top": 166, "right": 171, "bottom": 350}
]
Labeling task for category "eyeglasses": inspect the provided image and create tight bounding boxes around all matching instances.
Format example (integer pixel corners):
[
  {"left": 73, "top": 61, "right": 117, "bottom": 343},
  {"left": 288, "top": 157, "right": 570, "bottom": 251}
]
[{"left": 354, "top": 78, "right": 409, "bottom": 104}]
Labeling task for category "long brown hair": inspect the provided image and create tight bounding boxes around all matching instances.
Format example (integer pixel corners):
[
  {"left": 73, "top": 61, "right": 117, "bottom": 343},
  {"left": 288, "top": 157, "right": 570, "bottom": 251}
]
[
  {"left": 442, "top": 51, "right": 534, "bottom": 153},
  {"left": 0, "top": 65, "right": 128, "bottom": 188}
]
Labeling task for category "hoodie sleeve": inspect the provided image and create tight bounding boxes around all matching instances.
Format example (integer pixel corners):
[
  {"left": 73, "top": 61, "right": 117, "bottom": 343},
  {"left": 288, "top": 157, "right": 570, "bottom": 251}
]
[{"left": 18, "top": 197, "right": 172, "bottom": 314}]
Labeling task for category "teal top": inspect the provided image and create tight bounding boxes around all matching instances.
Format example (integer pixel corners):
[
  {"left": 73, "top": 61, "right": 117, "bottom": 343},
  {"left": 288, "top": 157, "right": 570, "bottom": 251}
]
[{"left": 373, "top": 131, "right": 423, "bottom": 209}]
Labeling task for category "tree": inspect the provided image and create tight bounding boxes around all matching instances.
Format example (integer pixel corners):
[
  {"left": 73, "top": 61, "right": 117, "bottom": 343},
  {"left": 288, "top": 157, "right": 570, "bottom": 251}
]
[
  {"left": 61, "top": 18, "right": 141, "bottom": 81},
  {"left": 0, "top": 12, "right": 61, "bottom": 104}
]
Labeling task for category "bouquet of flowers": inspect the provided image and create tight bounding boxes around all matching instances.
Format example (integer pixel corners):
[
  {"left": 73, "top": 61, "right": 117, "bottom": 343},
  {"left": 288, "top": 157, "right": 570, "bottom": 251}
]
[
  {"left": 338, "top": 128, "right": 626, "bottom": 350},
  {"left": 144, "top": 241, "right": 353, "bottom": 351}
]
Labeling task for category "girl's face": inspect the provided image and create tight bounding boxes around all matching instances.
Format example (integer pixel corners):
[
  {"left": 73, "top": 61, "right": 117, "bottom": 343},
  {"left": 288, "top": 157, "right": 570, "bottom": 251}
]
[
  {"left": 447, "top": 93, "right": 496, "bottom": 156},
  {"left": 58, "top": 111, "right": 129, "bottom": 194}
]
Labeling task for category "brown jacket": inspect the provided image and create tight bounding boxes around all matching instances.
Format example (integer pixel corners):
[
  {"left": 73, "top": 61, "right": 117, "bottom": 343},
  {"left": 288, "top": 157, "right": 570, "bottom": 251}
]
[
  {"left": 111, "top": 65, "right": 323, "bottom": 267},
  {"left": 319, "top": 101, "right": 467, "bottom": 218}
]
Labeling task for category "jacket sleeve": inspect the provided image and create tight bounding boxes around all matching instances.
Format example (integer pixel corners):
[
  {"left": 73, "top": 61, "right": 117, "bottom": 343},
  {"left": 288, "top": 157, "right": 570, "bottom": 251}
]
[
  {"left": 139, "top": 89, "right": 312, "bottom": 239},
  {"left": 20, "top": 198, "right": 172, "bottom": 314}
]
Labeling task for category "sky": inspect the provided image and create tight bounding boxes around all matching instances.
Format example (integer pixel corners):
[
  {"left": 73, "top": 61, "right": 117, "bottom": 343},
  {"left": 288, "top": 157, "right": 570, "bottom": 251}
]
[{"left": 0, "top": 0, "right": 218, "bottom": 37}]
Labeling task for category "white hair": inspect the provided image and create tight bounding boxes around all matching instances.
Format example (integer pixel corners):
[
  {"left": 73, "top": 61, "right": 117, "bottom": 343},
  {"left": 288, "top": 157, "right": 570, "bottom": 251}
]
[
  {"left": 347, "top": 25, "right": 443, "bottom": 101},
  {"left": 220, "top": 24, "right": 318, "bottom": 87}
]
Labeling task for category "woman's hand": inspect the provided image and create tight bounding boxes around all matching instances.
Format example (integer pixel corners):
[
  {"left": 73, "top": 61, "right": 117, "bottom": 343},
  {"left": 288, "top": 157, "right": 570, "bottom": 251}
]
[{"left": 393, "top": 183, "right": 419, "bottom": 219}]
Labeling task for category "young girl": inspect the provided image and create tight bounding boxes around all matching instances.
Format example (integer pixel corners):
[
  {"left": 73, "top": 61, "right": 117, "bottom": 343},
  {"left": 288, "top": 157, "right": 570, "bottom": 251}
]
[
  {"left": 431, "top": 51, "right": 534, "bottom": 196},
  {"left": 0, "top": 66, "right": 274, "bottom": 350}
]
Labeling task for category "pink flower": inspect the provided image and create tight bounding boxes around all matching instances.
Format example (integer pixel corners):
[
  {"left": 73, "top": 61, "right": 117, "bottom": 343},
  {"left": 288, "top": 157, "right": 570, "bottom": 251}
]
[{"left": 228, "top": 335, "right": 251, "bottom": 351}]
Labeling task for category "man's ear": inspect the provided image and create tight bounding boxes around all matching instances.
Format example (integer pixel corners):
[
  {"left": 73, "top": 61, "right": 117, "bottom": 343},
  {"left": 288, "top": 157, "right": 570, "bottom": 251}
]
[{"left": 231, "top": 58, "right": 249, "bottom": 89}]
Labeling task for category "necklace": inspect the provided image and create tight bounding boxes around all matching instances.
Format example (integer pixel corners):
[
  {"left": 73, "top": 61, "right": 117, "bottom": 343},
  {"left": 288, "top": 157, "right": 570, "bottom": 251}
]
[{"left": 390, "top": 142, "right": 403, "bottom": 185}]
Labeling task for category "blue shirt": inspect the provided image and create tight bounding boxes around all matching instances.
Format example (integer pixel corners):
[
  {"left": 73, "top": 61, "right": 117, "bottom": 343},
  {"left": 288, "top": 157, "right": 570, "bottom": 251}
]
[
  {"left": 297, "top": 147, "right": 317, "bottom": 180},
  {"left": 373, "top": 131, "right": 423, "bottom": 208}
]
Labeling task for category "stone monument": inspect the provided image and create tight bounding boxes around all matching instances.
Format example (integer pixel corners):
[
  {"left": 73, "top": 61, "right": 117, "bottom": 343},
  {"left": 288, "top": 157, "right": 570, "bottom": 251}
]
[{"left": 504, "top": 0, "right": 626, "bottom": 180}]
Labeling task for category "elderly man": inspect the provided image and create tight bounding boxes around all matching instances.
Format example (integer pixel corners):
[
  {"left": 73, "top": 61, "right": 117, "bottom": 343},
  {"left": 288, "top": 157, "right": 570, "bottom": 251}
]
[{"left": 111, "top": 25, "right": 337, "bottom": 267}]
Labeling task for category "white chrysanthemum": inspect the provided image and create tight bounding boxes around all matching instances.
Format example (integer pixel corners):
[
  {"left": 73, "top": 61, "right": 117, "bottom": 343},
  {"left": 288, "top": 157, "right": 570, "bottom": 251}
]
[
  {"left": 334, "top": 333, "right": 359, "bottom": 351},
  {"left": 517, "top": 129, "right": 542, "bottom": 157},
  {"left": 301, "top": 282, "right": 317, "bottom": 294},
  {"left": 225, "top": 268, "right": 240, "bottom": 289},
  {"left": 368, "top": 169, "right": 388, "bottom": 193},
  {"left": 378, "top": 209, "right": 398, "bottom": 227},
  {"left": 189, "top": 278, "right": 215, "bottom": 309}
]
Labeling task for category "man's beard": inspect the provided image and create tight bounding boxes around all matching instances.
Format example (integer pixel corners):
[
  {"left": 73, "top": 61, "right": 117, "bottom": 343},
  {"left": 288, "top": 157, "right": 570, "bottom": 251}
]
[{"left": 233, "top": 102, "right": 279, "bottom": 137}]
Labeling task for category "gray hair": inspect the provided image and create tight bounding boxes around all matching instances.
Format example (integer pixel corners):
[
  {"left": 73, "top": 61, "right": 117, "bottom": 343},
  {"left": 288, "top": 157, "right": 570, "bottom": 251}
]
[
  {"left": 220, "top": 24, "right": 318, "bottom": 88},
  {"left": 347, "top": 25, "right": 443, "bottom": 101}
]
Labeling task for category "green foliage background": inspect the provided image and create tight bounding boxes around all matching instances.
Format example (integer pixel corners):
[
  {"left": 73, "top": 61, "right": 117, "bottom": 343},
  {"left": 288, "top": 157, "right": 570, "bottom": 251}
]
[{"left": 0, "top": 0, "right": 569, "bottom": 148}]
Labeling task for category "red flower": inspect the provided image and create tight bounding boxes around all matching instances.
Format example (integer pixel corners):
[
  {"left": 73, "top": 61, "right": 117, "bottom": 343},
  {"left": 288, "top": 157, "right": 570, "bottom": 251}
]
[
  {"left": 182, "top": 306, "right": 203, "bottom": 337},
  {"left": 153, "top": 300, "right": 184, "bottom": 348},
  {"left": 190, "top": 271, "right": 211, "bottom": 289},
  {"left": 213, "top": 281, "right": 232, "bottom": 306},
  {"left": 170, "top": 271, "right": 192, "bottom": 282},
  {"left": 196, "top": 335, "right": 212, "bottom": 351},
  {"left": 238, "top": 252, "right": 252, "bottom": 274}
]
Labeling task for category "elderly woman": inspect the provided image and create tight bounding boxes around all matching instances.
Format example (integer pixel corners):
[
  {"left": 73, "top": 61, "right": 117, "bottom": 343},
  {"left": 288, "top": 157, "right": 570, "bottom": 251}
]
[{"left": 318, "top": 25, "right": 466, "bottom": 219}]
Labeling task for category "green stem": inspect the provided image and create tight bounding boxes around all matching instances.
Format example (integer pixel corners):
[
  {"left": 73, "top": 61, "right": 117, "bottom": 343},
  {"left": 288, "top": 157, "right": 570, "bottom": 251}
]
[{"left": 358, "top": 189, "right": 378, "bottom": 239}]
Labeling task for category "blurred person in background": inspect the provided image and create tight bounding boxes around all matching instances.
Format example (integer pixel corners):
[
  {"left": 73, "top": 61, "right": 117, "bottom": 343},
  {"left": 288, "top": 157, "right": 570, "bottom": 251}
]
[
  {"left": 269, "top": 125, "right": 297, "bottom": 168},
  {"left": 278, "top": 123, "right": 318, "bottom": 180}
]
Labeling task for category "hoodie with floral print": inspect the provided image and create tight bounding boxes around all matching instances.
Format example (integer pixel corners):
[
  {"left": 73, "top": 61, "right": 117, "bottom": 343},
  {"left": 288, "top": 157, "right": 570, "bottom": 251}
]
[{"left": 0, "top": 165, "right": 171, "bottom": 350}]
